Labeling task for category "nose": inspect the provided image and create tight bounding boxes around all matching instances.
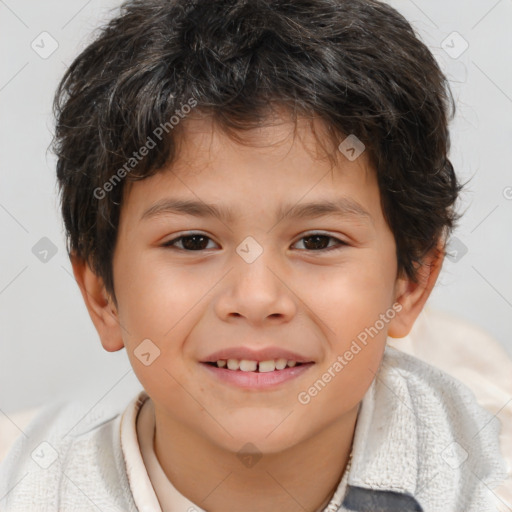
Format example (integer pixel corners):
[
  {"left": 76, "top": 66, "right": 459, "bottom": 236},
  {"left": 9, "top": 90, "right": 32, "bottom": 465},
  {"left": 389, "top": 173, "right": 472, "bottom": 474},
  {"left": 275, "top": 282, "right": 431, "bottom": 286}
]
[{"left": 214, "top": 247, "right": 297, "bottom": 327}]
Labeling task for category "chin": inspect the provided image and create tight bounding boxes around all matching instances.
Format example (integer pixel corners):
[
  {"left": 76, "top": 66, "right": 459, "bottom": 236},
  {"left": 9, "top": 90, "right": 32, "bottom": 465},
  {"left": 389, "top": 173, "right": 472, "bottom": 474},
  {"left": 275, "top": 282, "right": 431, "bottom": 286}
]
[{"left": 208, "top": 418, "right": 305, "bottom": 455}]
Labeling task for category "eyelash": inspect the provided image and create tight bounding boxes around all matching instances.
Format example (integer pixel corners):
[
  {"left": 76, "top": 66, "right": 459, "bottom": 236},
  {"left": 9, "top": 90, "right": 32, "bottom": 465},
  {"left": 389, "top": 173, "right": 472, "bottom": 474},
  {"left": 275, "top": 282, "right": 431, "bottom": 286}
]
[{"left": 161, "top": 232, "right": 347, "bottom": 253}]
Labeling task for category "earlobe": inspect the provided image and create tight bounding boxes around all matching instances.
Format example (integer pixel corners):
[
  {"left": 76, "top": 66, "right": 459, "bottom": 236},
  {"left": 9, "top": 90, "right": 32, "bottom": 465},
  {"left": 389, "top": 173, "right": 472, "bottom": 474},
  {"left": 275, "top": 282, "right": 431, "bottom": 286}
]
[
  {"left": 70, "top": 254, "right": 125, "bottom": 352},
  {"left": 387, "top": 243, "right": 445, "bottom": 338}
]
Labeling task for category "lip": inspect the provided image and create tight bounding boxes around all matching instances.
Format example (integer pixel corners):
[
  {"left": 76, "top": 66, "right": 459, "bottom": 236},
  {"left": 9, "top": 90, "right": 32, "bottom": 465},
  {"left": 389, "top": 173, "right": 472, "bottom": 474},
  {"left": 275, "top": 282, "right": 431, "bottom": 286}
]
[
  {"left": 201, "top": 346, "right": 314, "bottom": 364},
  {"left": 199, "top": 361, "right": 315, "bottom": 390}
]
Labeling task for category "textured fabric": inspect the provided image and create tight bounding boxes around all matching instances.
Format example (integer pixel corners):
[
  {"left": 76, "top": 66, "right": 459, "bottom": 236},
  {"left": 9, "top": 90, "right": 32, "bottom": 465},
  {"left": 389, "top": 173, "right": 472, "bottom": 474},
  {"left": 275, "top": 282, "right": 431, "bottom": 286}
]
[
  {"left": 388, "top": 307, "right": 512, "bottom": 510},
  {"left": 0, "top": 346, "right": 506, "bottom": 511},
  {"left": 0, "top": 398, "right": 138, "bottom": 511},
  {"left": 342, "top": 347, "right": 506, "bottom": 511}
]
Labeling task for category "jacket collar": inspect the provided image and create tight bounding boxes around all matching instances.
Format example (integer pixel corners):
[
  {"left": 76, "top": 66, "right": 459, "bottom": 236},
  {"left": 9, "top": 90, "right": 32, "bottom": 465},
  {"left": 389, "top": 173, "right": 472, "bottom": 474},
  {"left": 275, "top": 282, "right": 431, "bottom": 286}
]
[
  {"left": 335, "top": 346, "right": 505, "bottom": 511},
  {"left": 338, "top": 351, "right": 424, "bottom": 511},
  {"left": 342, "top": 485, "right": 423, "bottom": 511}
]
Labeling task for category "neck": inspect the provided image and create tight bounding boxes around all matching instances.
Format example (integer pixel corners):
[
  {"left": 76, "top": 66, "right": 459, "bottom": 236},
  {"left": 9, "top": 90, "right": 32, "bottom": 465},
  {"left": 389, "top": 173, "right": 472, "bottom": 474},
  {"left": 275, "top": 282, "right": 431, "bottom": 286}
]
[{"left": 153, "top": 403, "right": 358, "bottom": 512}]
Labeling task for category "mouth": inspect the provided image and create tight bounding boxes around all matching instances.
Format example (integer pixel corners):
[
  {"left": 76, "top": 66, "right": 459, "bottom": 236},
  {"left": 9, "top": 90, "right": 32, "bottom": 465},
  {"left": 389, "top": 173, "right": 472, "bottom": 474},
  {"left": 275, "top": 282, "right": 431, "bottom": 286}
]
[
  {"left": 199, "top": 356, "right": 315, "bottom": 389},
  {"left": 203, "top": 358, "right": 307, "bottom": 372}
]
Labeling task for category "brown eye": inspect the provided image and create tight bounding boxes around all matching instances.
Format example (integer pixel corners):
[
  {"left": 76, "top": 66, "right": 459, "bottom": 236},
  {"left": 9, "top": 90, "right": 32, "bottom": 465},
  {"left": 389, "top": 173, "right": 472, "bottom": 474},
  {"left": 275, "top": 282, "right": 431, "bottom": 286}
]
[
  {"left": 163, "top": 234, "right": 216, "bottom": 251},
  {"left": 293, "top": 233, "right": 346, "bottom": 252}
]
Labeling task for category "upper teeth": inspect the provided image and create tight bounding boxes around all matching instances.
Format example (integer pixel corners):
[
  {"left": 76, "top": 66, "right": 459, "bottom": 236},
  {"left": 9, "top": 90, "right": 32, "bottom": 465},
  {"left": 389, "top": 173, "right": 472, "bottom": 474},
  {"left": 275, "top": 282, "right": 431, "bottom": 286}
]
[{"left": 217, "top": 358, "right": 298, "bottom": 372}]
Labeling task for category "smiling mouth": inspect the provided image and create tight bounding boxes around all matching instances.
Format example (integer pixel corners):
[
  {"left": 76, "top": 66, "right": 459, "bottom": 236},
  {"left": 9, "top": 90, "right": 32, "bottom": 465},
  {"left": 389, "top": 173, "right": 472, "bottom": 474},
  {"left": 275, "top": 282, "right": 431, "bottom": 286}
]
[{"left": 204, "top": 358, "right": 309, "bottom": 372}]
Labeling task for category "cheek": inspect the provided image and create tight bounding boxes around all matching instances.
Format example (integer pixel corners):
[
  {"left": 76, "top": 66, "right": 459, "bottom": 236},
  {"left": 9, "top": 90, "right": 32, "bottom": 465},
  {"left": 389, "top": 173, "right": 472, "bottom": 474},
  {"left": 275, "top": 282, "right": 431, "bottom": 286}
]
[
  {"left": 116, "top": 252, "right": 206, "bottom": 336},
  {"left": 295, "top": 248, "right": 396, "bottom": 409},
  {"left": 115, "top": 266, "right": 197, "bottom": 410},
  {"left": 298, "top": 279, "right": 391, "bottom": 418},
  {"left": 114, "top": 253, "right": 216, "bottom": 385},
  {"left": 302, "top": 249, "right": 396, "bottom": 335}
]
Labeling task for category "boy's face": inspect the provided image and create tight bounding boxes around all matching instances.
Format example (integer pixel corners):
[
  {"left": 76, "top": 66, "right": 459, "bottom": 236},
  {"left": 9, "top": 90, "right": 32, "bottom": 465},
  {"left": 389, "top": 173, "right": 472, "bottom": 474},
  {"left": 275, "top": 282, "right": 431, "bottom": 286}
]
[{"left": 105, "top": 114, "right": 409, "bottom": 452}]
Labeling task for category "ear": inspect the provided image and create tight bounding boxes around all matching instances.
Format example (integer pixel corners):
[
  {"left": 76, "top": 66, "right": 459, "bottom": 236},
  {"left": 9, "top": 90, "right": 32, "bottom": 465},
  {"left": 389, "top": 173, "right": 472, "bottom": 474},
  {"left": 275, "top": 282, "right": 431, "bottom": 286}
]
[
  {"left": 388, "top": 242, "right": 445, "bottom": 338},
  {"left": 70, "top": 253, "right": 124, "bottom": 352}
]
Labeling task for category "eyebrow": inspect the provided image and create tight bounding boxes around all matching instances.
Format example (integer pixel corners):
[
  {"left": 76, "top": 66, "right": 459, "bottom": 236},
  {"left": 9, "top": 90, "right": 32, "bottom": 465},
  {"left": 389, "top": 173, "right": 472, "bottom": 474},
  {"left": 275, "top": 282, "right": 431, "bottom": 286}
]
[{"left": 140, "top": 197, "right": 373, "bottom": 224}]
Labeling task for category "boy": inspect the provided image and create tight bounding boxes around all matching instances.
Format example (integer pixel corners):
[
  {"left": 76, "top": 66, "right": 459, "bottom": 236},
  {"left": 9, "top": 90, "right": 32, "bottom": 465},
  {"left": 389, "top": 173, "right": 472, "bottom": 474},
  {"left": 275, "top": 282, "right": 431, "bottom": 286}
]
[{"left": 0, "top": 0, "right": 508, "bottom": 510}]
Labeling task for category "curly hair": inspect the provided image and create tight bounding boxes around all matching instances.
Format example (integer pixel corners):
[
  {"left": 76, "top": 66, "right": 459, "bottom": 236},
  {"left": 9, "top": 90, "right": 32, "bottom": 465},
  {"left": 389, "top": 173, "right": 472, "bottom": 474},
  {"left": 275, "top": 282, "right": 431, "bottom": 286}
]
[{"left": 53, "top": 0, "right": 461, "bottom": 304}]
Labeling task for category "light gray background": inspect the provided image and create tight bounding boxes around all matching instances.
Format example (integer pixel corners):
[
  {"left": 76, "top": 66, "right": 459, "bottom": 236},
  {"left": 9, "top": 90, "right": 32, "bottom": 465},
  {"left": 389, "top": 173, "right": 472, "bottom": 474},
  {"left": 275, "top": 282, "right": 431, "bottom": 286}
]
[{"left": 1, "top": 0, "right": 511, "bottom": 415}]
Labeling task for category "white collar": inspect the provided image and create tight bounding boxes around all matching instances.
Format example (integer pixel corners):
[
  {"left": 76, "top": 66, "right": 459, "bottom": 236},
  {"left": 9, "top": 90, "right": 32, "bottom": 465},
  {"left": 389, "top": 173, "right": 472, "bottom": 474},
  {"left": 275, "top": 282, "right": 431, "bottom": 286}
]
[{"left": 120, "top": 390, "right": 350, "bottom": 512}]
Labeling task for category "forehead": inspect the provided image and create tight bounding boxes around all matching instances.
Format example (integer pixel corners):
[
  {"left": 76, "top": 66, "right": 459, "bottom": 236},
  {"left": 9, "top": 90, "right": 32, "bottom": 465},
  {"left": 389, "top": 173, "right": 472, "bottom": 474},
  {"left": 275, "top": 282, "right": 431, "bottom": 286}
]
[
  {"left": 170, "top": 110, "right": 350, "bottom": 167},
  {"left": 120, "top": 113, "right": 380, "bottom": 227}
]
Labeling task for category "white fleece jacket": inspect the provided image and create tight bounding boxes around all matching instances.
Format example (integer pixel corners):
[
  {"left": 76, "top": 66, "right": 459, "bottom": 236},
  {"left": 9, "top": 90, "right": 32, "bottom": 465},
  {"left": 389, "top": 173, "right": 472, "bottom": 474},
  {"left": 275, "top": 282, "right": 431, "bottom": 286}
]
[{"left": 0, "top": 346, "right": 507, "bottom": 512}]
